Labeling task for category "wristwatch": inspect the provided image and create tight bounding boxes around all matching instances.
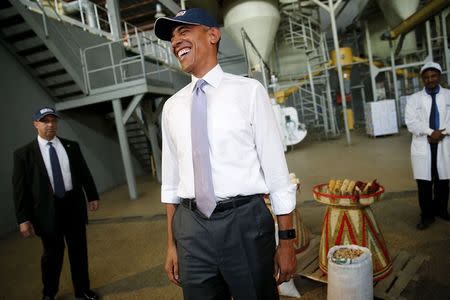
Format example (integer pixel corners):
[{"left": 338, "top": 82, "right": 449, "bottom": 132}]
[{"left": 278, "top": 229, "right": 296, "bottom": 240}]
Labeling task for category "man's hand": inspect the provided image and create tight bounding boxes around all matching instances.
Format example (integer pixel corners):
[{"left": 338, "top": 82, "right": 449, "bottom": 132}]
[
  {"left": 165, "top": 244, "right": 180, "bottom": 285},
  {"left": 19, "top": 221, "right": 35, "bottom": 238},
  {"left": 274, "top": 240, "right": 297, "bottom": 284},
  {"left": 429, "top": 129, "right": 446, "bottom": 143},
  {"left": 88, "top": 200, "right": 99, "bottom": 211}
]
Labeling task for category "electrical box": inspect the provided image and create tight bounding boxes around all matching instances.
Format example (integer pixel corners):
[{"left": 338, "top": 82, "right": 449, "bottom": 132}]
[{"left": 365, "top": 100, "right": 398, "bottom": 136}]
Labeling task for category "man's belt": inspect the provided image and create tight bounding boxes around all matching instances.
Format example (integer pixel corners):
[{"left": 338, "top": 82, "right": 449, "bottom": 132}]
[{"left": 180, "top": 194, "right": 263, "bottom": 213}]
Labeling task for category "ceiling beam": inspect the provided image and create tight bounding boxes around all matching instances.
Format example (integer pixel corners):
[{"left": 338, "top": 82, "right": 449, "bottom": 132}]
[
  {"left": 122, "top": 10, "right": 156, "bottom": 21},
  {"left": 121, "top": 0, "right": 155, "bottom": 11},
  {"left": 158, "top": 0, "right": 181, "bottom": 14},
  {"left": 136, "top": 23, "right": 155, "bottom": 31}
]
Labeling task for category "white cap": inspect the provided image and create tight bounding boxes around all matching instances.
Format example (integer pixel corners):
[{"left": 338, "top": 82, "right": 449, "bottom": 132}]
[{"left": 420, "top": 62, "right": 442, "bottom": 74}]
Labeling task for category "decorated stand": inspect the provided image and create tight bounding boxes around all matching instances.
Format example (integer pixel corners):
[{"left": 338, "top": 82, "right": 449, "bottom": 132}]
[{"left": 312, "top": 183, "right": 392, "bottom": 281}]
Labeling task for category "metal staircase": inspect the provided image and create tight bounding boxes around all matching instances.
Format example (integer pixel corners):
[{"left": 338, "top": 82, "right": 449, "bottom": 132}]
[
  {"left": 0, "top": 1, "right": 85, "bottom": 100},
  {"left": 0, "top": 0, "right": 186, "bottom": 182},
  {"left": 278, "top": 1, "right": 338, "bottom": 136}
]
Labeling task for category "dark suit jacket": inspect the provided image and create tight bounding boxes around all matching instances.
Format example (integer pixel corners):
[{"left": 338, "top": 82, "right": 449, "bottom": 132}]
[{"left": 12, "top": 137, "right": 99, "bottom": 237}]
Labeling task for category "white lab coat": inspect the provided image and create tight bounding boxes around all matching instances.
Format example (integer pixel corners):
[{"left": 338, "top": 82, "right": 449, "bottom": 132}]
[{"left": 405, "top": 86, "right": 450, "bottom": 180}]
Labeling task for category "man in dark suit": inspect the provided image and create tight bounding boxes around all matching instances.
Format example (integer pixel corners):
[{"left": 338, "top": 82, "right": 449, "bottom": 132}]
[{"left": 12, "top": 107, "right": 100, "bottom": 300}]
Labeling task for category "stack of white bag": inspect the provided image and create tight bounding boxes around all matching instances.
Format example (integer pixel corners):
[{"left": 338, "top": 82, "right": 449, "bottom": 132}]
[
  {"left": 275, "top": 223, "right": 301, "bottom": 298},
  {"left": 327, "top": 245, "right": 373, "bottom": 300}
]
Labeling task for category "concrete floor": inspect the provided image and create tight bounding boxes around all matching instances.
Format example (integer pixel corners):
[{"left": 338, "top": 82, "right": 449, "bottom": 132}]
[{"left": 1, "top": 128, "right": 449, "bottom": 299}]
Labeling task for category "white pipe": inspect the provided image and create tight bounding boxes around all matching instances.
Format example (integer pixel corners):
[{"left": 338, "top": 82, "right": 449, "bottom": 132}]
[
  {"left": 329, "top": 2, "right": 351, "bottom": 145},
  {"left": 389, "top": 41, "right": 400, "bottom": 128},
  {"left": 442, "top": 9, "right": 450, "bottom": 86},
  {"left": 365, "top": 21, "right": 378, "bottom": 102}
]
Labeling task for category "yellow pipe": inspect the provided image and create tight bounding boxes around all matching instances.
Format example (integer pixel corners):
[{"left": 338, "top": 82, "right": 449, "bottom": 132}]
[
  {"left": 272, "top": 55, "right": 419, "bottom": 103},
  {"left": 382, "top": 0, "right": 450, "bottom": 40}
]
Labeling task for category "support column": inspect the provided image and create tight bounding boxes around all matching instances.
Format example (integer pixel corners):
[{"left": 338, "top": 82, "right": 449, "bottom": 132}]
[
  {"left": 442, "top": 9, "right": 450, "bottom": 86},
  {"left": 390, "top": 41, "right": 400, "bottom": 128},
  {"left": 365, "top": 21, "right": 378, "bottom": 102},
  {"left": 425, "top": 21, "right": 433, "bottom": 61},
  {"left": 321, "top": 32, "right": 337, "bottom": 136},
  {"left": 328, "top": 0, "right": 351, "bottom": 145},
  {"left": 106, "top": 0, "right": 122, "bottom": 41},
  {"left": 148, "top": 123, "right": 162, "bottom": 183},
  {"left": 142, "top": 98, "right": 165, "bottom": 183},
  {"left": 307, "top": 59, "right": 318, "bottom": 120},
  {"left": 113, "top": 99, "right": 138, "bottom": 199},
  {"left": 325, "top": 69, "right": 336, "bottom": 135}
]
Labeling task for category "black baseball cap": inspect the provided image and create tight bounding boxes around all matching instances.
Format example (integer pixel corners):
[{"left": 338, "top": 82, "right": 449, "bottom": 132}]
[{"left": 154, "top": 8, "right": 219, "bottom": 41}]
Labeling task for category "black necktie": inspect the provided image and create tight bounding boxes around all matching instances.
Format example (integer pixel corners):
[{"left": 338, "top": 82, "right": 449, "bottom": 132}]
[{"left": 48, "top": 142, "right": 65, "bottom": 198}]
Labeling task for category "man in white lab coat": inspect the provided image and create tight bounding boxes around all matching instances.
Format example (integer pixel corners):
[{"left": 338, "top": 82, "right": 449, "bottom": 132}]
[{"left": 405, "top": 62, "right": 450, "bottom": 230}]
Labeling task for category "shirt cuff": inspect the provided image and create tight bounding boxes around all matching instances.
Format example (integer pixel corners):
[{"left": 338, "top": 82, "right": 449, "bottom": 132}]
[
  {"left": 269, "top": 184, "right": 297, "bottom": 215},
  {"left": 161, "top": 186, "right": 180, "bottom": 204},
  {"left": 426, "top": 128, "right": 434, "bottom": 136}
]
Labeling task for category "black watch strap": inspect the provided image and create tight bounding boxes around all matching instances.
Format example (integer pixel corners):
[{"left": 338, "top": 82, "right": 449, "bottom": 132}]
[{"left": 278, "top": 229, "right": 296, "bottom": 240}]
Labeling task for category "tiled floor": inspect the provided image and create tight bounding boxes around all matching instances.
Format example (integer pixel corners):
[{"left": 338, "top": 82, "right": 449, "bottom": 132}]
[{"left": 1, "top": 128, "right": 449, "bottom": 299}]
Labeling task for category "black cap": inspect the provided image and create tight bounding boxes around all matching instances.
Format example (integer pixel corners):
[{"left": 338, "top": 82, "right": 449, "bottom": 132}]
[
  {"left": 32, "top": 107, "right": 59, "bottom": 121},
  {"left": 154, "top": 8, "right": 219, "bottom": 41}
]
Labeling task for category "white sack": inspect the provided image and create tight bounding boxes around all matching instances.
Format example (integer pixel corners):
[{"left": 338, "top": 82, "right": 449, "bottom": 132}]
[{"left": 327, "top": 245, "right": 373, "bottom": 300}]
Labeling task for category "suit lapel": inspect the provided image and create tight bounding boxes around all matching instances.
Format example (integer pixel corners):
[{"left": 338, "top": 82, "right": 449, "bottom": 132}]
[
  {"left": 59, "top": 137, "right": 75, "bottom": 180},
  {"left": 32, "top": 139, "right": 51, "bottom": 185},
  {"left": 59, "top": 137, "right": 73, "bottom": 159}
]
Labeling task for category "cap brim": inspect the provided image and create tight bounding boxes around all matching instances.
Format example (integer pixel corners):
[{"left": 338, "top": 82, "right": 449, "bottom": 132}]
[
  {"left": 36, "top": 112, "right": 59, "bottom": 121},
  {"left": 420, "top": 67, "right": 441, "bottom": 75},
  {"left": 154, "top": 17, "right": 200, "bottom": 41}
]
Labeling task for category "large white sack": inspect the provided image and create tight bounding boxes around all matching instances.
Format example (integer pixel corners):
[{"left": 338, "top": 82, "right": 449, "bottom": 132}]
[
  {"left": 327, "top": 245, "right": 373, "bottom": 300},
  {"left": 279, "top": 279, "right": 301, "bottom": 298}
]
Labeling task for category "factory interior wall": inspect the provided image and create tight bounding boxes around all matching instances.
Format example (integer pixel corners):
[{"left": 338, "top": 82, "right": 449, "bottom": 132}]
[{"left": 0, "top": 43, "right": 145, "bottom": 236}]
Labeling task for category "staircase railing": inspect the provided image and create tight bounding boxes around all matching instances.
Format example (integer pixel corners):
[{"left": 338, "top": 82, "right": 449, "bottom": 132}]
[
  {"left": 240, "top": 28, "right": 271, "bottom": 89},
  {"left": 279, "top": 3, "right": 337, "bottom": 136},
  {"left": 82, "top": 36, "right": 175, "bottom": 93},
  {"left": 20, "top": 0, "right": 180, "bottom": 85}
]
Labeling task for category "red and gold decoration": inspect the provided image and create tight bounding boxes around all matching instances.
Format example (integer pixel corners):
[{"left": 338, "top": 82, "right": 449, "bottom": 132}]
[{"left": 313, "top": 179, "right": 392, "bottom": 281}]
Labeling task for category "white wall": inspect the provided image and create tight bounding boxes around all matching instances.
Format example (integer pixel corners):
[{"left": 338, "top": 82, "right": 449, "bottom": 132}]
[{"left": 0, "top": 43, "right": 144, "bottom": 236}]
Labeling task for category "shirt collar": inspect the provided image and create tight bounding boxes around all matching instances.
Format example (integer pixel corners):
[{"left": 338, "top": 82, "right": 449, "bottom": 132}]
[
  {"left": 37, "top": 135, "right": 60, "bottom": 147},
  {"left": 425, "top": 85, "right": 440, "bottom": 95},
  {"left": 189, "top": 64, "right": 223, "bottom": 93}
]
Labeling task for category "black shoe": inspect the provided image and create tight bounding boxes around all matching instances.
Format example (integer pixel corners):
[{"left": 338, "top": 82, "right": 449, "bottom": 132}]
[
  {"left": 75, "top": 290, "right": 99, "bottom": 300},
  {"left": 42, "top": 296, "right": 54, "bottom": 300},
  {"left": 416, "top": 222, "right": 429, "bottom": 230},
  {"left": 436, "top": 214, "right": 450, "bottom": 221},
  {"left": 417, "top": 217, "right": 435, "bottom": 230}
]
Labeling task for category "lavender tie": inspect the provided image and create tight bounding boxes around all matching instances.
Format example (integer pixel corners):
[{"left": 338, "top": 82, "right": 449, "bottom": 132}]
[{"left": 191, "top": 79, "right": 216, "bottom": 217}]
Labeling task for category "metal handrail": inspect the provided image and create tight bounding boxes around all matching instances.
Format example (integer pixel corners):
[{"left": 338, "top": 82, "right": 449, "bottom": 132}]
[
  {"left": 82, "top": 36, "right": 176, "bottom": 92},
  {"left": 34, "top": 0, "right": 49, "bottom": 36},
  {"left": 22, "top": 0, "right": 179, "bottom": 94},
  {"left": 27, "top": 0, "right": 177, "bottom": 67},
  {"left": 240, "top": 28, "right": 271, "bottom": 73}
]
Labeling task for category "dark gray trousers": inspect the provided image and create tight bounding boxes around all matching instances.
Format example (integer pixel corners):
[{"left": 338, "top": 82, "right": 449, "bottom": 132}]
[{"left": 173, "top": 195, "right": 278, "bottom": 300}]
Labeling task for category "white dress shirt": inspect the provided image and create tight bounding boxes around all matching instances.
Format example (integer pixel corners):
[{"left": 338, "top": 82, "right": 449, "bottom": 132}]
[
  {"left": 161, "top": 64, "right": 296, "bottom": 215},
  {"left": 37, "top": 135, "right": 73, "bottom": 193}
]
